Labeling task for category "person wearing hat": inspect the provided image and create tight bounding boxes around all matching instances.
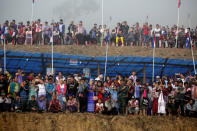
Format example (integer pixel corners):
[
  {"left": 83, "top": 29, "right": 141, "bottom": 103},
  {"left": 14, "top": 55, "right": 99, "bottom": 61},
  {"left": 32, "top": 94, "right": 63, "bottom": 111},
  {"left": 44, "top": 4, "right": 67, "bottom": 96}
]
[
  {"left": 117, "top": 79, "right": 129, "bottom": 115},
  {"left": 104, "top": 95, "right": 116, "bottom": 115},
  {"left": 128, "top": 96, "right": 139, "bottom": 116}
]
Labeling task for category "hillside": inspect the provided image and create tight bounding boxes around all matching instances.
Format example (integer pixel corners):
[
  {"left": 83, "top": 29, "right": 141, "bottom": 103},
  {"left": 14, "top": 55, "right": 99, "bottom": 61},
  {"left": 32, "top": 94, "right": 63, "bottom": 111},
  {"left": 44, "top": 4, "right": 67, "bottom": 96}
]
[{"left": 0, "top": 45, "right": 197, "bottom": 60}]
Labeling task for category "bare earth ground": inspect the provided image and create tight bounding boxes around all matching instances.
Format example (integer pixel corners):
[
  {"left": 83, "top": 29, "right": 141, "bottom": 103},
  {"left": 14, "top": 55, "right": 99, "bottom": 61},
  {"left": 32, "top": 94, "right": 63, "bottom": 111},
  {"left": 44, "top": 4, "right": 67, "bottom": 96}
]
[
  {"left": 0, "top": 113, "right": 197, "bottom": 131},
  {"left": 0, "top": 45, "right": 197, "bottom": 60}
]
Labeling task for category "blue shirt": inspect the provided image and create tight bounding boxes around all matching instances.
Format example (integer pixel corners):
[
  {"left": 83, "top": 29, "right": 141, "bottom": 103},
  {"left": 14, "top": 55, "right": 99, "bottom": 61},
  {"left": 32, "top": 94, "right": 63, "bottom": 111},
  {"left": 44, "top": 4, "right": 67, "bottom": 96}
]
[
  {"left": 110, "top": 90, "right": 117, "bottom": 101},
  {"left": 20, "top": 85, "right": 29, "bottom": 99},
  {"left": 46, "top": 83, "right": 56, "bottom": 94},
  {"left": 134, "top": 85, "right": 141, "bottom": 99}
]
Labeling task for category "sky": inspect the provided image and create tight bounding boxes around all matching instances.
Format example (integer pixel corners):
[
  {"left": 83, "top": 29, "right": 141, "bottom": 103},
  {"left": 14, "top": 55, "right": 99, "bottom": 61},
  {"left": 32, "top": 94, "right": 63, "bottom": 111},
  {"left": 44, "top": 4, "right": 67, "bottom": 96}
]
[{"left": 0, "top": 0, "right": 197, "bottom": 31}]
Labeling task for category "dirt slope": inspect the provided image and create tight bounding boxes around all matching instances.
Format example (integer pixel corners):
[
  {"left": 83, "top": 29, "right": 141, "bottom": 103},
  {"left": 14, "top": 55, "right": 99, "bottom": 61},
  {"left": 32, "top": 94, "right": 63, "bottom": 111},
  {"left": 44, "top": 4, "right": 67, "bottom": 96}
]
[
  {"left": 0, "top": 113, "right": 197, "bottom": 131},
  {"left": 0, "top": 45, "right": 197, "bottom": 60}
]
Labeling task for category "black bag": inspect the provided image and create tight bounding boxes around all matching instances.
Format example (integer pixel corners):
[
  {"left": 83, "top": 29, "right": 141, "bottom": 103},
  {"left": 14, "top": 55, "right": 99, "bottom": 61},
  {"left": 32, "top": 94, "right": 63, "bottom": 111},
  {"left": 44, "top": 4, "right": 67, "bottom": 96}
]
[{"left": 142, "top": 98, "right": 149, "bottom": 106}]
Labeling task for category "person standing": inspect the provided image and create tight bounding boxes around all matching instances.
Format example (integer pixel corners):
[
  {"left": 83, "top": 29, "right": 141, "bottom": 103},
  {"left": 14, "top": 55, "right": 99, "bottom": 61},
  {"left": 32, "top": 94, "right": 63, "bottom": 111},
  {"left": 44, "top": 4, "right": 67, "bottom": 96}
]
[
  {"left": 25, "top": 27, "right": 32, "bottom": 45},
  {"left": 87, "top": 79, "right": 96, "bottom": 112},
  {"left": 43, "top": 21, "right": 50, "bottom": 45},
  {"left": 77, "top": 78, "right": 88, "bottom": 113},
  {"left": 117, "top": 79, "right": 129, "bottom": 115},
  {"left": 19, "top": 80, "right": 29, "bottom": 112},
  {"left": 154, "top": 24, "right": 161, "bottom": 48},
  {"left": 35, "top": 79, "right": 46, "bottom": 112},
  {"left": 59, "top": 19, "right": 65, "bottom": 45},
  {"left": 76, "top": 21, "right": 85, "bottom": 45},
  {"left": 56, "top": 79, "right": 67, "bottom": 112},
  {"left": 46, "top": 78, "right": 56, "bottom": 112},
  {"left": 35, "top": 20, "right": 42, "bottom": 45}
]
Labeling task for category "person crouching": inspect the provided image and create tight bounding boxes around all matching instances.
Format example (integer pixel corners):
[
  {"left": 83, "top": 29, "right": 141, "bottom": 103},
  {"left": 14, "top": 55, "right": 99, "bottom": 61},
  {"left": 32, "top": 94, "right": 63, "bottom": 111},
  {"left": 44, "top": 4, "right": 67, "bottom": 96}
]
[
  {"left": 67, "top": 94, "right": 78, "bottom": 113},
  {"left": 48, "top": 95, "right": 62, "bottom": 113},
  {"left": 28, "top": 95, "right": 38, "bottom": 112},
  {"left": 128, "top": 96, "right": 139, "bottom": 116}
]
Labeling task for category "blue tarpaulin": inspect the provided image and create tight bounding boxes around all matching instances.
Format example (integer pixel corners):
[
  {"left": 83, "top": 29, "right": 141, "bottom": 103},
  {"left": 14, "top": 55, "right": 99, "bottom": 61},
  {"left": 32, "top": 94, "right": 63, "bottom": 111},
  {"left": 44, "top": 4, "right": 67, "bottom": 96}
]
[{"left": 0, "top": 50, "right": 196, "bottom": 80}]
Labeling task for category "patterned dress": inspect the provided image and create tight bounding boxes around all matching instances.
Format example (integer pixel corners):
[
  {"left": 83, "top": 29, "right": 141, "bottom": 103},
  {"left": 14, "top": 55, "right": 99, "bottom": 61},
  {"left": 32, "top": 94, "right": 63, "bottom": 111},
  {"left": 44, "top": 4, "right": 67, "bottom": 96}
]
[{"left": 87, "top": 86, "right": 95, "bottom": 112}]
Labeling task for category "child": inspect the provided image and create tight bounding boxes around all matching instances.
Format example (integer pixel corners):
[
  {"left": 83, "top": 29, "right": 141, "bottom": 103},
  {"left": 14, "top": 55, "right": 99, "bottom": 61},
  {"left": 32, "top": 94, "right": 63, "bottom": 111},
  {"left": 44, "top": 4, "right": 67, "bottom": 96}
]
[
  {"left": 28, "top": 95, "right": 38, "bottom": 112},
  {"left": 95, "top": 99, "right": 104, "bottom": 113},
  {"left": 67, "top": 94, "right": 78, "bottom": 113},
  {"left": 48, "top": 95, "right": 62, "bottom": 113},
  {"left": 128, "top": 96, "right": 139, "bottom": 115}
]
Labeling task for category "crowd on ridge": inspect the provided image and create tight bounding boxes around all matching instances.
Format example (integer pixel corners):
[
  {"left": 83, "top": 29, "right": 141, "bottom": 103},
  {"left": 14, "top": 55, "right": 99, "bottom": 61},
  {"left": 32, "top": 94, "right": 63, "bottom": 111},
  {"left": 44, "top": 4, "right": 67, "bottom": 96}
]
[
  {"left": 0, "top": 69, "right": 197, "bottom": 117},
  {"left": 0, "top": 19, "right": 197, "bottom": 48}
]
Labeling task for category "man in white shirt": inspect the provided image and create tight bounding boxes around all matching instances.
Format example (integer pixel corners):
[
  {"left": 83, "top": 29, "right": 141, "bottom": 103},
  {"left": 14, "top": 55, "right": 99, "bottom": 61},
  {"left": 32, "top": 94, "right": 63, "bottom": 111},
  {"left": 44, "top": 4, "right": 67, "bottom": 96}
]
[
  {"left": 154, "top": 24, "right": 161, "bottom": 48},
  {"left": 59, "top": 19, "right": 65, "bottom": 45},
  {"left": 129, "top": 72, "right": 137, "bottom": 85}
]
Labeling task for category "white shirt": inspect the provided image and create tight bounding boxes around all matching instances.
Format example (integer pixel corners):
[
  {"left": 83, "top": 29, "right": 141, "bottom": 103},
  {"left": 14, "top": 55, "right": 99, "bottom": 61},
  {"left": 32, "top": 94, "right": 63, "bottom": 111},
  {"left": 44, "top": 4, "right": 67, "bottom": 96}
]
[
  {"left": 129, "top": 75, "right": 137, "bottom": 84},
  {"left": 60, "top": 84, "right": 64, "bottom": 89},
  {"left": 36, "top": 24, "right": 42, "bottom": 32},
  {"left": 59, "top": 24, "right": 63, "bottom": 33},
  {"left": 0, "top": 97, "right": 10, "bottom": 104},
  {"left": 38, "top": 84, "right": 46, "bottom": 95},
  {"left": 154, "top": 28, "right": 161, "bottom": 37},
  {"left": 96, "top": 103, "right": 103, "bottom": 108}
]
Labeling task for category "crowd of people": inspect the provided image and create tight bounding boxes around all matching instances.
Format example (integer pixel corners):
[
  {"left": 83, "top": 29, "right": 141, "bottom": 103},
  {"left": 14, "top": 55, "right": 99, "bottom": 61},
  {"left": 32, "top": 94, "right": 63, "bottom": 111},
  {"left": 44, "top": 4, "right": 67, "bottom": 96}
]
[
  {"left": 0, "top": 19, "right": 197, "bottom": 48},
  {"left": 0, "top": 69, "right": 197, "bottom": 117}
]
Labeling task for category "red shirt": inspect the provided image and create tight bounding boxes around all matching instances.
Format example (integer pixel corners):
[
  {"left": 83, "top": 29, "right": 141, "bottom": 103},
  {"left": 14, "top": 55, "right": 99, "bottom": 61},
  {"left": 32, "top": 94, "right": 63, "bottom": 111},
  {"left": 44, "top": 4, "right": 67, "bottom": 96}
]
[{"left": 143, "top": 26, "right": 149, "bottom": 35}]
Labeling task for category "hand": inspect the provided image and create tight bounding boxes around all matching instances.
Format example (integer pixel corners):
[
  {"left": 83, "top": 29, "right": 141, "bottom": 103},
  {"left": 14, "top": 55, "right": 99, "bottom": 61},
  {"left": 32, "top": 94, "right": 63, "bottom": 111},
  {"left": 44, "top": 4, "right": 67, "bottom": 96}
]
[{"left": 11, "top": 108, "right": 14, "bottom": 112}]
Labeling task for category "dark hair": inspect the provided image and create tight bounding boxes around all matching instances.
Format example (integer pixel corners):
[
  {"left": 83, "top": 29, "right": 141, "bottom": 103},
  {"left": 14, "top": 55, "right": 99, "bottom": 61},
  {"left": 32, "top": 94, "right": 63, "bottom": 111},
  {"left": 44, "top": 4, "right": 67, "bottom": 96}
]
[{"left": 31, "top": 95, "right": 35, "bottom": 98}]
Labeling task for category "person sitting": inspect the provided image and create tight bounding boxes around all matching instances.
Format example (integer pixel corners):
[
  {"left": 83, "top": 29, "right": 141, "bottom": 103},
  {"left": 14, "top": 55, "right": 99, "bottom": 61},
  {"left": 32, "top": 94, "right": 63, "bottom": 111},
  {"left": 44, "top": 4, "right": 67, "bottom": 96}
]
[
  {"left": 128, "top": 96, "right": 139, "bottom": 116},
  {"left": 104, "top": 95, "right": 117, "bottom": 115},
  {"left": 6, "top": 93, "right": 14, "bottom": 112},
  {"left": 95, "top": 99, "right": 104, "bottom": 113},
  {"left": 185, "top": 99, "right": 197, "bottom": 117},
  {"left": 48, "top": 95, "right": 62, "bottom": 113},
  {"left": 28, "top": 95, "right": 38, "bottom": 112},
  {"left": 0, "top": 90, "right": 9, "bottom": 112},
  {"left": 11, "top": 95, "right": 22, "bottom": 112},
  {"left": 67, "top": 94, "right": 78, "bottom": 113}
]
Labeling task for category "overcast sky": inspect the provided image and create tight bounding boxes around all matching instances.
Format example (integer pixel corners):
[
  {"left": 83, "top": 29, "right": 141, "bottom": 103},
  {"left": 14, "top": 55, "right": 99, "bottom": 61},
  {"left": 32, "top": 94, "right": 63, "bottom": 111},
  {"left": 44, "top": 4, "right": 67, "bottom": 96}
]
[{"left": 0, "top": 0, "right": 197, "bottom": 30}]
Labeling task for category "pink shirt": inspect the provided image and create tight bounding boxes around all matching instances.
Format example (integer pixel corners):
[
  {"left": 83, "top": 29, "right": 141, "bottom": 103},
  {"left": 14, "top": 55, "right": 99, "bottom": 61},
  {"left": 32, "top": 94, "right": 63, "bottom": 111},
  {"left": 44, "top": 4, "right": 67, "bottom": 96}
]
[
  {"left": 77, "top": 26, "right": 84, "bottom": 34},
  {"left": 67, "top": 98, "right": 77, "bottom": 106},
  {"left": 56, "top": 84, "right": 67, "bottom": 96}
]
